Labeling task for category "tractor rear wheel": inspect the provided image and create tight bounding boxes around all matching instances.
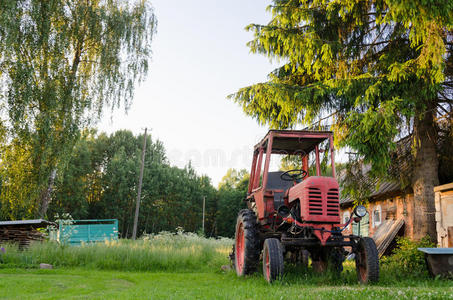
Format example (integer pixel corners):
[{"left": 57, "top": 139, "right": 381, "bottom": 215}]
[
  {"left": 355, "top": 237, "right": 379, "bottom": 284},
  {"left": 234, "top": 209, "right": 259, "bottom": 276},
  {"left": 262, "top": 238, "right": 284, "bottom": 283}
]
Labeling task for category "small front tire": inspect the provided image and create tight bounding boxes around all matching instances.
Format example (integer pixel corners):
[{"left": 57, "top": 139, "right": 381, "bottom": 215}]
[
  {"left": 262, "top": 238, "right": 284, "bottom": 283},
  {"left": 355, "top": 237, "right": 379, "bottom": 284}
]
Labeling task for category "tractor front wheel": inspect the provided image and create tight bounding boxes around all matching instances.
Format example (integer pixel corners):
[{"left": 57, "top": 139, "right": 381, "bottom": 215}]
[
  {"left": 262, "top": 238, "right": 284, "bottom": 283},
  {"left": 355, "top": 237, "right": 379, "bottom": 284},
  {"left": 234, "top": 209, "right": 259, "bottom": 276}
]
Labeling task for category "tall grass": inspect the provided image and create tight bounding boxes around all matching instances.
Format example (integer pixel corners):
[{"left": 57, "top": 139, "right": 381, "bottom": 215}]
[{"left": 0, "top": 232, "right": 232, "bottom": 272}]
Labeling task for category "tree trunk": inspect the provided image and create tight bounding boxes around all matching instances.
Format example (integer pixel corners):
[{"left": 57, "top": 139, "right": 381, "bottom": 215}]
[
  {"left": 39, "top": 169, "right": 57, "bottom": 218},
  {"left": 411, "top": 106, "right": 438, "bottom": 242}
]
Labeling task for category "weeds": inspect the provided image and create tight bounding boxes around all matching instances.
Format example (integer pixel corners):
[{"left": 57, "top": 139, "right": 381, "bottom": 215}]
[
  {"left": 380, "top": 237, "right": 435, "bottom": 280},
  {"left": 0, "top": 231, "right": 232, "bottom": 272}
]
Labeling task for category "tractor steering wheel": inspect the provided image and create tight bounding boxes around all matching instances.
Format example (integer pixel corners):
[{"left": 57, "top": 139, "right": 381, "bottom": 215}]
[{"left": 280, "top": 169, "right": 308, "bottom": 182}]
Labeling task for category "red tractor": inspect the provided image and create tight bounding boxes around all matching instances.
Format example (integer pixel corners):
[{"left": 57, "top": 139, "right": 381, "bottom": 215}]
[{"left": 232, "top": 130, "right": 379, "bottom": 283}]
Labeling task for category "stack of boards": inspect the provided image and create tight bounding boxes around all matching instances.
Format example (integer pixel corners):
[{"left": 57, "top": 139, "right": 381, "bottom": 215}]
[{"left": 0, "top": 219, "right": 54, "bottom": 248}]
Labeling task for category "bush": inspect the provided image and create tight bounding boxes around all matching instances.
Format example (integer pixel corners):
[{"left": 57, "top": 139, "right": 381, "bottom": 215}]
[{"left": 381, "top": 237, "right": 434, "bottom": 277}]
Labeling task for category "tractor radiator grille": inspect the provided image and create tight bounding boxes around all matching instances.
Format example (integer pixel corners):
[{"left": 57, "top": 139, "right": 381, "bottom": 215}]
[
  {"left": 326, "top": 188, "right": 339, "bottom": 216},
  {"left": 307, "top": 187, "right": 339, "bottom": 217},
  {"left": 308, "top": 187, "right": 322, "bottom": 215}
]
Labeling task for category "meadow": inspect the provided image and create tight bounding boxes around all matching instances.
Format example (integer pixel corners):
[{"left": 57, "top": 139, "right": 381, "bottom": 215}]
[
  {"left": 0, "top": 233, "right": 452, "bottom": 299},
  {"left": 0, "top": 231, "right": 231, "bottom": 272}
]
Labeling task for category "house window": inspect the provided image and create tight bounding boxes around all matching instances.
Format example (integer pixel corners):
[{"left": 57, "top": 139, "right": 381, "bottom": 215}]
[{"left": 373, "top": 205, "right": 382, "bottom": 228}]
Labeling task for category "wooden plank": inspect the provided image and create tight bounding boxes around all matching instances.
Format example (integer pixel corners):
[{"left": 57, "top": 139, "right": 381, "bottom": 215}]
[{"left": 372, "top": 219, "right": 404, "bottom": 257}]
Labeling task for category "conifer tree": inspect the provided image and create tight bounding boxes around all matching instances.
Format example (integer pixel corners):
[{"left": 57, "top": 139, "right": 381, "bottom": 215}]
[{"left": 231, "top": 0, "right": 452, "bottom": 240}]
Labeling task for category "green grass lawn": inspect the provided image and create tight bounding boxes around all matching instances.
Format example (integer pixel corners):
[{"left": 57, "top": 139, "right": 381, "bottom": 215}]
[
  {"left": 0, "top": 235, "right": 451, "bottom": 299},
  {"left": 0, "top": 267, "right": 452, "bottom": 300}
]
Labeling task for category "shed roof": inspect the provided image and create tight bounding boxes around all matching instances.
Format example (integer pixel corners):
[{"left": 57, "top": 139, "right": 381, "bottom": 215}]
[
  {"left": 339, "top": 136, "right": 412, "bottom": 206},
  {"left": 340, "top": 178, "right": 402, "bottom": 205},
  {"left": 0, "top": 219, "right": 55, "bottom": 227}
]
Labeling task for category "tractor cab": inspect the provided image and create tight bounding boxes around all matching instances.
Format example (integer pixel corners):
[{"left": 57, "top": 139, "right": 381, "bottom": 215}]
[{"left": 247, "top": 130, "right": 337, "bottom": 225}]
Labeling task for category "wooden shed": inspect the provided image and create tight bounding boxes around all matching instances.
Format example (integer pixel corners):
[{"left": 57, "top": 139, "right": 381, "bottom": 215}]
[
  {"left": 0, "top": 219, "right": 54, "bottom": 248},
  {"left": 340, "top": 179, "right": 453, "bottom": 256},
  {"left": 340, "top": 180, "right": 408, "bottom": 257}
]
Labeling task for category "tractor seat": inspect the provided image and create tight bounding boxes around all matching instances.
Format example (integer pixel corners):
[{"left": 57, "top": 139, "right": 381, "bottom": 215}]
[{"left": 266, "top": 171, "right": 294, "bottom": 210}]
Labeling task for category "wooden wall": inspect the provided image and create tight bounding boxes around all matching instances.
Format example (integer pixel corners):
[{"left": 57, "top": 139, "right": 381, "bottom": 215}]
[
  {"left": 340, "top": 193, "right": 415, "bottom": 239},
  {"left": 434, "top": 183, "right": 453, "bottom": 248}
]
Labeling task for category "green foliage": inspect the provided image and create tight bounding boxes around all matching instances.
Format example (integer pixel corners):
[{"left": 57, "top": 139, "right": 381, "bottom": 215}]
[
  {"left": 381, "top": 237, "right": 435, "bottom": 276},
  {"left": 280, "top": 155, "right": 303, "bottom": 172},
  {"left": 0, "top": 142, "right": 39, "bottom": 219},
  {"left": 0, "top": 0, "right": 156, "bottom": 217},
  {"left": 230, "top": 0, "right": 453, "bottom": 200},
  {"left": 48, "top": 130, "right": 218, "bottom": 238},
  {"left": 216, "top": 169, "right": 249, "bottom": 237},
  {"left": 218, "top": 169, "right": 249, "bottom": 190},
  {"left": 280, "top": 149, "right": 342, "bottom": 177}
]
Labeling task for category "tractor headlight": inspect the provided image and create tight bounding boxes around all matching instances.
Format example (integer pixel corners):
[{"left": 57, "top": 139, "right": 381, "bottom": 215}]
[{"left": 353, "top": 205, "right": 367, "bottom": 218}]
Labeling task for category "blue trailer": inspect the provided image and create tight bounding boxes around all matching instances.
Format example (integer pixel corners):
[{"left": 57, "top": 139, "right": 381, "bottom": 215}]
[{"left": 58, "top": 219, "right": 119, "bottom": 245}]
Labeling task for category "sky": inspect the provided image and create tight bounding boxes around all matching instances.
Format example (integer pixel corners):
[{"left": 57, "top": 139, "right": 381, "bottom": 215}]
[{"left": 99, "top": 0, "right": 279, "bottom": 186}]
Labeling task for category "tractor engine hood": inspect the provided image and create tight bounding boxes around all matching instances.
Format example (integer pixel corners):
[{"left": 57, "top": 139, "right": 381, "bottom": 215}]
[{"left": 288, "top": 176, "right": 340, "bottom": 224}]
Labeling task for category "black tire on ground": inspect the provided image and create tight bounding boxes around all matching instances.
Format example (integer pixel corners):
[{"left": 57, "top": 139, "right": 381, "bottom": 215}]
[
  {"left": 234, "top": 209, "right": 260, "bottom": 276},
  {"left": 262, "top": 238, "right": 284, "bottom": 283},
  {"left": 355, "top": 237, "right": 379, "bottom": 284}
]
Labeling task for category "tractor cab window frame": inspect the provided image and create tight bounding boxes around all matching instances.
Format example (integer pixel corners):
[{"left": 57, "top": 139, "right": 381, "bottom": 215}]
[{"left": 247, "top": 130, "right": 336, "bottom": 195}]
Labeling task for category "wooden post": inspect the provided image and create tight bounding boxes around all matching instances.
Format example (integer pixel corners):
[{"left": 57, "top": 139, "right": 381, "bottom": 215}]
[
  {"left": 202, "top": 196, "right": 206, "bottom": 234},
  {"left": 132, "top": 128, "right": 147, "bottom": 240}
]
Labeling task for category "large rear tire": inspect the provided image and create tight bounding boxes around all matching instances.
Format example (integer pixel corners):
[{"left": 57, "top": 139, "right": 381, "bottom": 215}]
[
  {"left": 262, "top": 238, "right": 284, "bottom": 283},
  {"left": 355, "top": 237, "right": 379, "bottom": 284},
  {"left": 234, "top": 209, "right": 260, "bottom": 276}
]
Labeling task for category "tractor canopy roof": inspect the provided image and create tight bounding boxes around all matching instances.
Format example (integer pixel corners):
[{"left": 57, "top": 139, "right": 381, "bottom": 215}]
[{"left": 255, "top": 130, "right": 333, "bottom": 155}]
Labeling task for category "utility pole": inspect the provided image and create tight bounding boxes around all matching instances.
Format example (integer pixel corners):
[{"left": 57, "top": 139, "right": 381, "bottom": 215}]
[
  {"left": 202, "top": 196, "right": 206, "bottom": 235},
  {"left": 132, "top": 128, "right": 147, "bottom": 240}
]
